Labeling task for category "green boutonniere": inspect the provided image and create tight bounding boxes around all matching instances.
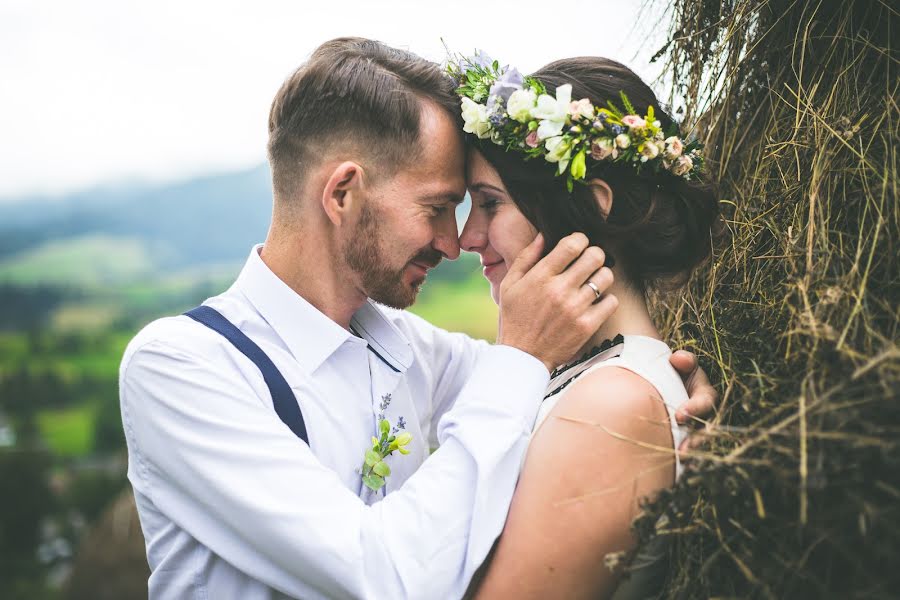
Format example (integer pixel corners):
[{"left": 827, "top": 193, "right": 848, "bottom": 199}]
[
  {"left": 361, "top": 419, "right": 412, "bottom": 492},
  {"left": 361, "top": 394, "right": 412, "bottom": 493}
]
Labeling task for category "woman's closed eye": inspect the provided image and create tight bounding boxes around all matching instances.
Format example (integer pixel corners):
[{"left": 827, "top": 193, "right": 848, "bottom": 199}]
[{"left": 477, "top": 197, "right": 500, "bottom": 212}]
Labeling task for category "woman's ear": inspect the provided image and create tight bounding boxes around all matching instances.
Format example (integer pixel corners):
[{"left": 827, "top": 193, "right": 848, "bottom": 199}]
[{"left": 587, "top": 178, "right": 613, "bottom": 220}]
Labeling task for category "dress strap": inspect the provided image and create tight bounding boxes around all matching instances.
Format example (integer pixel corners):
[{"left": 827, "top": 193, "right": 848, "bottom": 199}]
[{"left": 184, "top": 305, "right": 309, "bottom": 445}]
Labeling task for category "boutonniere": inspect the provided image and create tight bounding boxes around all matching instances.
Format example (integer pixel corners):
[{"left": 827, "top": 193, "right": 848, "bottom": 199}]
[{"left": 361, "top": 394, "right": 412, "bottom": 492}]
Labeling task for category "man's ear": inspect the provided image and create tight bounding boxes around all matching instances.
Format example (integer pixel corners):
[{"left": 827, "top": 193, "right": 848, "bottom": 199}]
[
  {"left": 587, "top": 178, "right": 613, "bottom": 220},
  {"left": 322, "top": 161, "right": 366, "bottom": 226}
]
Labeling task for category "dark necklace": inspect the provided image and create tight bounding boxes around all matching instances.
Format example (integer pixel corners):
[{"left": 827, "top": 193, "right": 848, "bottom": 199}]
[{"left": 544, "top": 334, "right": 625, "bottom": 400}]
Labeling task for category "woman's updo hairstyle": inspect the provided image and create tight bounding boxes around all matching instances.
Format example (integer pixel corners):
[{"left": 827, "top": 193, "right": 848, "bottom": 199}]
[{"left": 475, "top": 57, "right": 722, "bottom": 292}]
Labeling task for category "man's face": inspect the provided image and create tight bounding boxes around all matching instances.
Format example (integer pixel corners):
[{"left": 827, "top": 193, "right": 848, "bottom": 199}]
[{"left": 343, "top": 101, "right": 466, "bottom": 309}]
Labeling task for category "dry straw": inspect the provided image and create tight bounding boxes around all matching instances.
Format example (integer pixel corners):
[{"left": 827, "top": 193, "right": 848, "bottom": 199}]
[{"left": 632, "top": 0, "right": 899, "bottom": 598}]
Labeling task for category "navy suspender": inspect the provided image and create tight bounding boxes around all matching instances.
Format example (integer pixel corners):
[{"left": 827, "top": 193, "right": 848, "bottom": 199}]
[{"left": 184, "top": 305, "right": 309, "bottom": 445}]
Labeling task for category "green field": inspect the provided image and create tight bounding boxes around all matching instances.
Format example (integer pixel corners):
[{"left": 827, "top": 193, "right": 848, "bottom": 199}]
[{"left": 36, "top": 405, "right": 95, "bottom": 457}]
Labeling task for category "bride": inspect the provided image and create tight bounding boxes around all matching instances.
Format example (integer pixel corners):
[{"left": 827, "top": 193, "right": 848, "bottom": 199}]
[{"left": 451, "top": 55, "right": 721, "bottom": 598}]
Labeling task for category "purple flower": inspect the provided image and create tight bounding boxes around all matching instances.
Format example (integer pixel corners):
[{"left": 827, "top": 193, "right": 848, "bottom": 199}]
[
  {"left": 489, "top": 111, "right": 509, "bottom": 128},
  {"left": 611, "top": 124, "right": 625, "bottom": 135},
  {"left": 397, "top": 416, "right": 406, "bottom": 430},
  {"left": 488, "top": 67, "right": 524, "bottom": 105},
  {"left": 460, "top": 50, "right": 493, "bottom": 74}
]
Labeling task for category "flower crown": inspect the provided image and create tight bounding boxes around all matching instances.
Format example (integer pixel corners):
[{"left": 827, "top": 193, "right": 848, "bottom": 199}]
[{"left": 445, "top": 52, "right": 704, "bottom": 191}]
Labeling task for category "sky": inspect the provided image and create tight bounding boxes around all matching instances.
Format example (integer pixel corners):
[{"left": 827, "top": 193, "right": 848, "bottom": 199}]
[{"left": 0, "top": 0, "right": 669, "bottom": 200}]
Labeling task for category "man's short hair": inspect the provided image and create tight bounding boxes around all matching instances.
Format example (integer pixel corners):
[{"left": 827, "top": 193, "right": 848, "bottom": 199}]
[{"left": 267, "top": 37, "right": 461, "bottom": 202}]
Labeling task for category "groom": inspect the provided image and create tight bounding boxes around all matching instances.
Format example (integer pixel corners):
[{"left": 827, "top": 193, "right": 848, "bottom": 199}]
[{"left": 120, "top": 37, "right": 716, "bottom": 599}]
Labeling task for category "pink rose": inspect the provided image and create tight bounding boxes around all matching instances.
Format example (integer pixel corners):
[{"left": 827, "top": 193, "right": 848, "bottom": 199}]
[
  {"left": 621, "top": 115, "right": 647, "bottom": 129},
  {"left": 568, "top": 98, "right": 594, "bottom": 120},
  {"left": 664, "top": 136, "right": 683, "bottom": 159},
  {"left": 671, "top": 155, "right": 694, "bottom": 176},
  {"left": 591, "top": 138, "right": 615, "bottom": 160},
  {"left": 525, "top": 130, "right": 540, "bottom": 148}
]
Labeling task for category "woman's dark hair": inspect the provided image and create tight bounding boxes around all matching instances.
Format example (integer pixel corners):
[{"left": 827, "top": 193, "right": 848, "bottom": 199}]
[{"left": 475, "top": 57, "right": 722, "bottom": 292}]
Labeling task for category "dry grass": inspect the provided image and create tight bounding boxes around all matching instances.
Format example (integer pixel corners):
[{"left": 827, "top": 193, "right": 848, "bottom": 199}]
[{"left": 634, "top": 1, "right": 899, "bottom": 597}]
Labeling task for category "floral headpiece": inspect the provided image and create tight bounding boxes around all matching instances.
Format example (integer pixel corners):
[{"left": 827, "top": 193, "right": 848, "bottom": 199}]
[{"left": 445, "top": 51, "right": 704, "bottom": 191}]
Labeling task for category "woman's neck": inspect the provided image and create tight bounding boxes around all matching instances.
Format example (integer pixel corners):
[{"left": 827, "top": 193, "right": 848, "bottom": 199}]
[{"left": 566, "top": 279, "right": 660, "bottom": 365}]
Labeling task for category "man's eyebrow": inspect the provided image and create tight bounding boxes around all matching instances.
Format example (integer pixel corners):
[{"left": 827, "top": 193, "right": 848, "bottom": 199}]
[{"left": 420, "top": 192, "right": 465, "bottom": 205}]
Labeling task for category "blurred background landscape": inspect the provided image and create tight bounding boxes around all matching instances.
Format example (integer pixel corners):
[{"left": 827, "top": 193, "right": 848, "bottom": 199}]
[
  {"left": 0, "top": 163, "right": 497, "bottom": 598},
  {"left": 3, "top": 0, "right": 896, "bottom": 598}
]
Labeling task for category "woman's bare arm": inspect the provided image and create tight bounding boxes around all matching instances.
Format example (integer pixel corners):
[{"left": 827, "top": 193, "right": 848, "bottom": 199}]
[{"left": 472, "top": 367, "right": 676, "bottom": 600}]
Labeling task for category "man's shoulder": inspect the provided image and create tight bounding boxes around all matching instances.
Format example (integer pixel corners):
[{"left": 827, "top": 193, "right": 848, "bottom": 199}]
[
  {"left": 120, "top": 301, "right": 245, "bottom": 379},
  {"left": 121, "top": 314, "right": 208, "bottom": 371}
]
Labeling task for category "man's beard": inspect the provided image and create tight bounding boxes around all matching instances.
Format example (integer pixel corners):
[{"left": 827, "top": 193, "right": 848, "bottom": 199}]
[{"left": 344, "top": 202, "right": 443, "bottom": 309}]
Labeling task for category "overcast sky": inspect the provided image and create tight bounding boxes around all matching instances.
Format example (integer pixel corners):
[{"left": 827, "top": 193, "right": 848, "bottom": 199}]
[{"left": 0, "top": 0, "right": 669, "bottom": 199}]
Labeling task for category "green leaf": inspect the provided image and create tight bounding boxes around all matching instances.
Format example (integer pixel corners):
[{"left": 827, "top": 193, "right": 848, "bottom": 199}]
[
  {"left": 619, "top": 91, "right": 635, "bottom": 115},
  {"left": 606, "top": 100, "right": 624, "bottom": 119},
  {"left": 571, "top": 148, "right": 587, "bottom": 180},
  {"left": 365, "top": 449, "right": 381, "bottom": 467},
  {"left": 373, "top": 460, "right": 391, "bottom": 477},
  {"left": 363, "top": 473, "right": 385, "bottom": 491},
  {"left": 380, "top": 419, "right": 390, "bottom": 436}
]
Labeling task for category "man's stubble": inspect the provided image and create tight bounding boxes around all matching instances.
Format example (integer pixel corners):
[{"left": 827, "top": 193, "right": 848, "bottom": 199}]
[{"left": 344, "top": 201, "right": 441, "bottom": 309}]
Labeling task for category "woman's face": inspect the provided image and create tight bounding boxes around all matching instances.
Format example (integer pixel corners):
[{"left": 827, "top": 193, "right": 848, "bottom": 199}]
[{"left": 460, "top": 150, "right": 538, "bottom": 305}]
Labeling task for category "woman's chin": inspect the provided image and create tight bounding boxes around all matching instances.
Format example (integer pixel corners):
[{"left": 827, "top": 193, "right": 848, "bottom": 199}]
[{"left": 490, "top": 285, "right": 500, "bottom": 306}]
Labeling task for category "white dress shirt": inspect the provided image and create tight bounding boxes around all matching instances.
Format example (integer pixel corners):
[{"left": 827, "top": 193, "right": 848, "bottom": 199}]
[{"left": 119, "top": 245, "right": 550, "bottom": 600}]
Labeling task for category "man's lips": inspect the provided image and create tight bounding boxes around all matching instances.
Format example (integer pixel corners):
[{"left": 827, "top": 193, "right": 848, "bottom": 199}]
[{"left": 409, "top": 260, "right": 440, "bottom": 274}]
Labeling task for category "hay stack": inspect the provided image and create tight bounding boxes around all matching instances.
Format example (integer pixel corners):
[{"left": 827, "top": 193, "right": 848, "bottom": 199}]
[{"left": 639, "top": 1, "right": 899, "bottom": 597}]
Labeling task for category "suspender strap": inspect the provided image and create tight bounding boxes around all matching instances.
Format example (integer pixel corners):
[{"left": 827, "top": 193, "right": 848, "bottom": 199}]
[{"left": 184, "top": 305, "right": 309, "bottom": 445}]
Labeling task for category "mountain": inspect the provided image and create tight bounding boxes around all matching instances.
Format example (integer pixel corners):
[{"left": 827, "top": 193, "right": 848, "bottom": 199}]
[
  {"left": 0, "top": 165, "right": 474, "bottom": 287},
  {"left": 0, "top": 165, "right": 274, "bottom": 283}
]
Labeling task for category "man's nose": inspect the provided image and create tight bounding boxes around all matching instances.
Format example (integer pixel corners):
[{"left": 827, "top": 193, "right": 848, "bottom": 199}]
[
  {"left": 434, "top": 215, "right": 461, "bottom": 260},
  {"left": 458, "top": 211, "right": 483, "bottom": 254}
]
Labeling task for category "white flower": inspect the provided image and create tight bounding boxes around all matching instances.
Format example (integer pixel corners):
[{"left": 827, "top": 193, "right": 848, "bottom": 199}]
[
  {"left": 532, "top": 84, "right": 572, "bottom": 140},
  {"left": 536, "top": 119, "right": 565, "bottom": 140},
  {"left": 640, "top": 142, "right": 660, "bottom": 162},
  {"left": 615, "top": 133, "right": 631, "bottom": 149},
  {"left": 506, "top": 88, "right": 537, "bottom": 123},
  {"left": 544, "top": 136, "right": 573, "bottom": 174},
  {"left": 461, "top": 97, "right": 491, "bottom": 139}
]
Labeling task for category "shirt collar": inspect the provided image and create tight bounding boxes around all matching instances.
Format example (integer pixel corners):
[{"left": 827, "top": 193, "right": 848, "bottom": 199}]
[{"left": 234, "top": 245, "right": 413, "bottom": 374}]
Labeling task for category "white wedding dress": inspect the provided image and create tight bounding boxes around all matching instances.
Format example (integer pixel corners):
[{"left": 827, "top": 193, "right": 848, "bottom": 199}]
[
  {"left": 530, "top": 334, "right": 689, "bottom": 600},
  {"left": 532, "top": 334, "right": 688, "bottom": 475}
]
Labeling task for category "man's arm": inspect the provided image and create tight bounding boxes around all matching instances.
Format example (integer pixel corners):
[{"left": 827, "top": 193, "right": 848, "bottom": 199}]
[
  {"left": 125, "top": 233, "right": 617, "bottom": 599},
  {"left": 122, "top": 337, "right": 549, "bottom": 600}
]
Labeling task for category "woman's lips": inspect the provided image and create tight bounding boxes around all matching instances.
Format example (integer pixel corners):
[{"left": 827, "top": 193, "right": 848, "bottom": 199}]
[{"left": 482, "top": 260, "right": 504, "bottom": 280}]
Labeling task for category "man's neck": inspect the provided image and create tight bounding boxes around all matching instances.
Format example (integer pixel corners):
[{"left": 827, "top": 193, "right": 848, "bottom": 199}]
[{"left": 259, "top": 226, "right": 366, "bottom": 331}]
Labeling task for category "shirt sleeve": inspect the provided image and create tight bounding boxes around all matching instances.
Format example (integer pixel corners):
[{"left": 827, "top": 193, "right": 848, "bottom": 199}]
[
  {"left": 386, "top": 310, "right": 494, "bottom": 448},
  {"left": 120, "top": 336, "right": 548, "bottom": 600}
]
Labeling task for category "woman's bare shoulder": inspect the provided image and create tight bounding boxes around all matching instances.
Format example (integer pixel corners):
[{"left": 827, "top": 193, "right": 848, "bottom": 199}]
[{"left": 547, "top": 366, "right": 669, "bottom": 439}]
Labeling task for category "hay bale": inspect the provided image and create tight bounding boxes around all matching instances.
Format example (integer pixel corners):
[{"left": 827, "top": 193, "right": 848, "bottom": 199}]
[{"left": 637, "top": 1, "right": 900, "bottom": 598}]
